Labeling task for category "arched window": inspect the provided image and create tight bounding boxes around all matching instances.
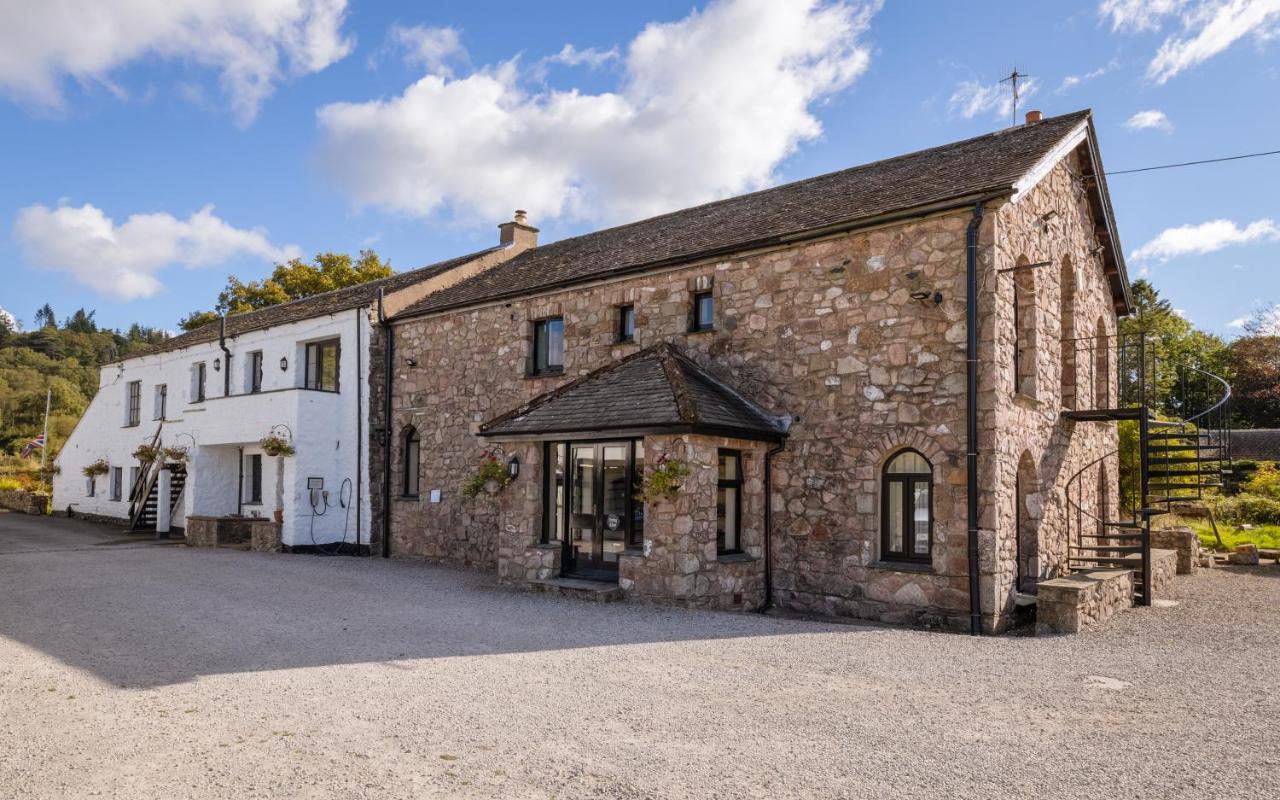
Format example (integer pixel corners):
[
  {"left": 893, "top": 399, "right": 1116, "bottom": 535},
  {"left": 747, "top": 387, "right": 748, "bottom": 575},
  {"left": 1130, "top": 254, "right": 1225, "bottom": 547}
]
[
  {"left": 1059, "top": 256, "right": 1076, "bottom": 410},
  {"left": 1093, "top": 317, "right": 1110, "bottom": 408},
  {"left": 1012, "top": 256, "right": 1037, "bottom": 397},
  {"left": 402, "top": 427, "right": 420, "bottom": 498},
  {"left": 881, "top": 449, "right": 933, "bottom": 563}
]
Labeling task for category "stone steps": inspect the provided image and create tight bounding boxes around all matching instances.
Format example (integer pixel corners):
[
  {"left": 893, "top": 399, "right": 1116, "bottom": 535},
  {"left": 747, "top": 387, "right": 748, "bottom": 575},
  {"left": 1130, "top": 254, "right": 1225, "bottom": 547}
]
[{"left": 529, "top": 577, "right": 624, "bottom": 602}]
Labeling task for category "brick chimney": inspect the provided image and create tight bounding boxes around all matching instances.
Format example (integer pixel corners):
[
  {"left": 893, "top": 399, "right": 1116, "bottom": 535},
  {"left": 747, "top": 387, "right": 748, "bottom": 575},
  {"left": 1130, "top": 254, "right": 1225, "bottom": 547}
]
[
  {"left": 1025, "top": 109, "right": 1043, "bottom": 124},
  {"left": 498, "top": 209, "right": 539, "bottom": 252}
]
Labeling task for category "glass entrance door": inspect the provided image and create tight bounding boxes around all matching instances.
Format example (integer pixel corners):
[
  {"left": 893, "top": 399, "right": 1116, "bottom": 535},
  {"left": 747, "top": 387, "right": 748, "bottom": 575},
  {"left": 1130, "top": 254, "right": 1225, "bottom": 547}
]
[{"left": 562, "top": 441, "right": 638, "bottom": 580}]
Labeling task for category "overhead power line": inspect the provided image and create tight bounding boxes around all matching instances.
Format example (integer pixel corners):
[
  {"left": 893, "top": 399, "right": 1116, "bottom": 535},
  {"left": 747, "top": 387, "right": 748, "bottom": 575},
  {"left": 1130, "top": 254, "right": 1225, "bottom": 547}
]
[{"left": 1106, "top": 148, "right": 1280, "bottom": 176}]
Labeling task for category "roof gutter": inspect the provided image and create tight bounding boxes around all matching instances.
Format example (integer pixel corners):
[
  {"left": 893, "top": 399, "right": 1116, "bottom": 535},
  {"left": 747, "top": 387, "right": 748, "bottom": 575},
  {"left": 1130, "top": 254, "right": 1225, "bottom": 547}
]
[{"left": 389, "top": 189, "right": 1015, "bottom": 323}]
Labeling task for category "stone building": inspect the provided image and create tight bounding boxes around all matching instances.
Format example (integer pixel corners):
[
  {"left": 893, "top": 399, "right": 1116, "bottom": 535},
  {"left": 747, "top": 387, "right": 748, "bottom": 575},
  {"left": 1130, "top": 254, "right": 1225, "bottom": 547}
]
[{"left": 373, "top": 109, "right": 1131, "bottom": 632}]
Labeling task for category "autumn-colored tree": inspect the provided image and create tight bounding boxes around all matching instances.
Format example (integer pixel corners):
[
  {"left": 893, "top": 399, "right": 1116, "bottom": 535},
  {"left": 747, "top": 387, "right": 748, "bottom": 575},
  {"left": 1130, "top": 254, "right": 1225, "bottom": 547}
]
[
  {"left": 1227, "top": 333, "right": 1280, "bottom": 429},
  {"left": 178, "top": 250, "right": 392, "bottom": 331}
]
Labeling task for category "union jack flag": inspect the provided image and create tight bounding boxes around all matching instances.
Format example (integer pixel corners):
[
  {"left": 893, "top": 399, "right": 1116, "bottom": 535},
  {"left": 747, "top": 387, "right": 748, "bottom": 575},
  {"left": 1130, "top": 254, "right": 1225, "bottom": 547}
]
[{"left": 20, "top": 433, "right": 45, "bottom": 459}]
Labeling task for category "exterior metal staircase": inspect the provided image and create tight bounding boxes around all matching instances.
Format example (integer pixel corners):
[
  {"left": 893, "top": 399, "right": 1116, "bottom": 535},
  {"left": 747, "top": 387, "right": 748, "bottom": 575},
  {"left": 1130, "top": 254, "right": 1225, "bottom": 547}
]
[
  {"left": 127, "top": 421, "right": 188, "bottom": 532},
  {"left": 1062, "top": 333, "right": 1232, "bottom": 605},
  {"left": 130, "top": 464, "right": 186, "bottom": 531}
]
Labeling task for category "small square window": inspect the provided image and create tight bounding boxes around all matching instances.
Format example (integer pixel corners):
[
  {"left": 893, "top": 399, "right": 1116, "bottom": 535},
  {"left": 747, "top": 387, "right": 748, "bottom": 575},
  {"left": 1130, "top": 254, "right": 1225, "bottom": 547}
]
[
  {"left": 617, "top": 305, "right": 636, "bottom": 343},
  {"left": 691, "top": 291, "right": 714, "bottom": 332},
  {"left": 531, "top": 318, "right": 564, "bottom": 375}
]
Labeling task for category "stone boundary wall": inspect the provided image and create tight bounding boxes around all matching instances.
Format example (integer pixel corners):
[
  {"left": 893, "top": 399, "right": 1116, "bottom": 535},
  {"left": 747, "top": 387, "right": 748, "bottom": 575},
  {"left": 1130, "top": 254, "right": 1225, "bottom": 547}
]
[
  {"left": 0, "top": 489, "right": 49, "bottom": 515},
  {"left": 1147, "top": 549, "right": 1178, "bottom": 601},
  {"left": 1036, "top": 569, "right": 1133, "bottom": 634},
  {"left": 1150, "top": 527, "right": 1199, "bottom": 575},
  {"left": 186, "top": 516, "right": 280, "bottom": 549}
]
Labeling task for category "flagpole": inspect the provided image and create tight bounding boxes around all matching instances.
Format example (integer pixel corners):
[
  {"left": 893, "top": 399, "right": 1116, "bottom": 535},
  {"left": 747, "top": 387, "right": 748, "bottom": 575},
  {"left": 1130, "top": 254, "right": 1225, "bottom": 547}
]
[{"left": 40, "top": 387, "right": 50, "bottom": 472}]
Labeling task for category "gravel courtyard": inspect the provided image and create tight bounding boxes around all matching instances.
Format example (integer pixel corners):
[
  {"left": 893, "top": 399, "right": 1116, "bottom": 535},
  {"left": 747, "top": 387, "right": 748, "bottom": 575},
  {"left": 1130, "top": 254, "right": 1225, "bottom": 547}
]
[{"left": 1, "top": 510, "right": 1277, "bottom": 799}]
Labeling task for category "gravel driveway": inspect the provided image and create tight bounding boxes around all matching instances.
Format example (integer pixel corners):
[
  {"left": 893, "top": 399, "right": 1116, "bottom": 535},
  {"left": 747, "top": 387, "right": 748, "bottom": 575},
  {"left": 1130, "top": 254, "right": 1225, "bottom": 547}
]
[{"left": 1, "top": 511, "right": 1277, "bottom": 799}]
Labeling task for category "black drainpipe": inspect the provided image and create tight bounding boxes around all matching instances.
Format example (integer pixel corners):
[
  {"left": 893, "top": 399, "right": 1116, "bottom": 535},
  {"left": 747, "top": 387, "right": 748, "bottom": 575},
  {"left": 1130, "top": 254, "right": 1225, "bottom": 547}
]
[
  {"left": 377, "top": 288, "right": 394, "bottom": 559},
  {"left": 965, "top": 201, "right": 986, "bottom": 636},
  {"left": 218, "top": 315, "right": 233, "bottom": 397},
  {"left": 759, "top": 435, "right": 788, "bottom": 613},
  {"left": 354, "top": 307, "right": 364, "bottom": 555}
]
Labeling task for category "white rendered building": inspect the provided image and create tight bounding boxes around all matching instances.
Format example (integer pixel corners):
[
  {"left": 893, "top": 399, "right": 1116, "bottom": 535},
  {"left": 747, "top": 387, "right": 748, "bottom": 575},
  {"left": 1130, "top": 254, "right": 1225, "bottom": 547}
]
[{"left": 52, "top": 217, "right": 537, "bottom": 549}]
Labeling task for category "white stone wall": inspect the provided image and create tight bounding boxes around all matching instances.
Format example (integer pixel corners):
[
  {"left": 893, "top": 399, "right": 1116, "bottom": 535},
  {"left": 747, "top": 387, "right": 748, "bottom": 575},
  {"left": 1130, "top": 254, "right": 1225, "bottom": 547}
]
[{"left": 52, "top": 309, "right": 375, "bottom": 548}]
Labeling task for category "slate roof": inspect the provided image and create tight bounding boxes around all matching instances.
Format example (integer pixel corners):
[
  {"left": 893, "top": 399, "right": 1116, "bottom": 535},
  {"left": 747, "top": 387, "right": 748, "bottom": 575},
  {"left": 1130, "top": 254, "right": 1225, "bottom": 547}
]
[
  {"left": 401, "top": 109, "right": 1122, "bottom": 318},
  {"left": 1229, "top": 429, "right": 1280, "bottom": 462},
  {"left": 480, "top": 343, "right": 787, "bottom": 441},
  {"left": 129, "top": 247, "right": 499, "bottom": 360}
]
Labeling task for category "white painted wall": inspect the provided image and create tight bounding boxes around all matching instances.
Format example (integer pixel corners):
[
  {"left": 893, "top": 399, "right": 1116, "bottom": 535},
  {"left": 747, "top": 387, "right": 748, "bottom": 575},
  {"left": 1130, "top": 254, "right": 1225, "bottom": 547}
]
[{"left": 53, "top": 308, "right": 375, "bottom": 548}]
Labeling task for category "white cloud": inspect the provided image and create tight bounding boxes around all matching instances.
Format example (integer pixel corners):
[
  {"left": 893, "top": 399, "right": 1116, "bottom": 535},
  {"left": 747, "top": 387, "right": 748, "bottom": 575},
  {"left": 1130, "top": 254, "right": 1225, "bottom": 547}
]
[
  {"left": 947, "top": 77, "right": 1038, "bottom": 121},
  {"left": 1124, "top": 109, "right": 1174, "bottom": 131},
  {"left": 1100, "top": 0, "right": 1188, "bottom": 32},
  {"left": 12, "top": 203, "right": 300, "bottom": 301},
  {"left": 0, "top": 306, "right": 18, "bottom": 332},
  {"left": 0, "top": 0, "right": 354, "bottom": 125},
  {"left": 1230, "top": 305, "right": 1280, "bottom": 332},
  {"left": 389, "top": 24, "right": 466, "bottom": 76},
  {"left": 545, "top": 44, "right": 621, "bottom": 69},
  {"left": 316, "top": 0, "right": 879, "bottom": 226},
  {"left": 1056, "top": 60, "right": 1118, "bottom": 93},
  {"left": 1131, "top": 217, "right": 1280, "bottom": 261},
  {"left": 1099, "top": 1, "right": 1280, "bottom": 83}
]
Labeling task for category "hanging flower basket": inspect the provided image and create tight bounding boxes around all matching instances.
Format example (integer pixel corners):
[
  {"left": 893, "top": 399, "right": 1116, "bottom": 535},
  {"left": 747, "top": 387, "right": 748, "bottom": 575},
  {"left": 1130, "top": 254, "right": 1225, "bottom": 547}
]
[
  {"left": 132, "top": 443, "right": 161, "bottom": 463},
  {"left": 260, "top": 433, "right": 295, "bottom": 457},
  {"left": 160, "top": 445, "right": 188, "bottom": 465},
  {"left": 638, "top": 455, "right": 690, "bottom": 503},
  {"left": 462, "top": 451, "right": 511, "bottom": 498},
  {"left": 82, "top": 458, "right": 110, "bottom": 478}
]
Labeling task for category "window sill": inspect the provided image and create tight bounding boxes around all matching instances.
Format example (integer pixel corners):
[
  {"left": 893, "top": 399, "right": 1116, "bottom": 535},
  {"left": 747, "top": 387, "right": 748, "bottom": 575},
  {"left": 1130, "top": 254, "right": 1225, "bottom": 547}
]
[
  {"left": 122, "top": 423, "right": 140, "bottom": 429},
  {"left": 301, "top": 387, "right": 340, "bottom": 394},
  {"left": 394, "top": 495, "right": 420, "bottom": 503},
  {"left": 532, "top": 541, "right": 561, "bottom": 550},
  {"left": 870, "top": 560, "right": 934, "bottom": 574},
  {"left": 526, "top": 369, "right": 564, "bottom": 380},
  {"left": 688, "top": 327, "right": 715, "bottom": 336},
  {"left": 717, "top": 551, "right": 756, "bottom": 564}
]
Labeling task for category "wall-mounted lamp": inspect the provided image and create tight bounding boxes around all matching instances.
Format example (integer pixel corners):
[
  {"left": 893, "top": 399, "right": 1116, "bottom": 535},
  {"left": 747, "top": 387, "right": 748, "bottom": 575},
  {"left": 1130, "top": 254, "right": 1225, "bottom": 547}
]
[
  {"left": 212, "top": 358, "right": 221, "bottom": 372},
  {"left": 1040, "top": 210, "right": 1059, "bottom": 233},
  {"left": 279, "top": 357, "right": 288, "bottom": 372},
  {"left": 405, "top": 357, "right": 418, "bottom": 367},
  {"left": 508, "top": 455, "right": 520, "bottom": 480},
  {"left": 910, "top": 290, "right": 944, "bottom": 305}
]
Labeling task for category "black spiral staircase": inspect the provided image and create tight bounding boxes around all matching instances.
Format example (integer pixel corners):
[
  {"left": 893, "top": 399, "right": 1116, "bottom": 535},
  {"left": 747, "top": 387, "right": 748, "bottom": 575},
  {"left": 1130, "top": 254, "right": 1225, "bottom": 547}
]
[{"left": 1062, "top": 332, "right": 1232, "bottom": 605}]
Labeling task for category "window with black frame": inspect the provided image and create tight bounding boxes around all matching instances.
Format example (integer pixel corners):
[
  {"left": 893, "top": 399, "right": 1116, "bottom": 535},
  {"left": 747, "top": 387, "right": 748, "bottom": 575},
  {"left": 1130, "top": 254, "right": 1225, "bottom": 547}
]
[
  {"left": 531, "top": 317, "right": 564, "bottom": 375},
  {"left": 717, "top": 449, "right": 742, "bottom": 554},
  {"left": 248, "top": 350, "right": 264, "bottom": 393},
  {"left": 125, "top": 380, "right": 141, "bottom": 426},
  {"left": 305, "top": 339, "right": 340, "bottom": 391},
  {"left": 691, "top": 291, "right": 714, "bottom": 332},
  {"left": 617, "top": 305, "right": 635, "bottom": 343},
  {"left": 246, "top": 454, "right": 263, "bottom": 504},
  {"left": 881, "top": 449, "right": 933, "bottom": 562},
  {"left": 402, "top": 427, "right": 420, "bottom": 497}
]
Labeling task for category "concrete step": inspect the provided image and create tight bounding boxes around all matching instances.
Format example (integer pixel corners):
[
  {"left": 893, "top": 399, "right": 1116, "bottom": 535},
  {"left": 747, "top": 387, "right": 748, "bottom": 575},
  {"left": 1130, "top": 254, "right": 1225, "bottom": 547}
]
[{"left": 529, "top": 577, "right": 624, "bottom": 602}]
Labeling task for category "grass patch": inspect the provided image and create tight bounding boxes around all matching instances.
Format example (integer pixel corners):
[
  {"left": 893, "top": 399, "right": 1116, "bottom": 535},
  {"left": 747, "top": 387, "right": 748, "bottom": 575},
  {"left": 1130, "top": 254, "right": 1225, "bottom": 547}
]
[{"left": 1186, "top": 522, "right": 1280, "bottom": 552}]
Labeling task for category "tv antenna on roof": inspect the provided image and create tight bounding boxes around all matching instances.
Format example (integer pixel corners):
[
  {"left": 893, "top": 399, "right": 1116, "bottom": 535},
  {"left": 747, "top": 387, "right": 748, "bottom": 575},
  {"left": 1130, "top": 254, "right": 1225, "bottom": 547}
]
[{"left": 1000, "top": 67, "right": 1030, "bottom": 126}]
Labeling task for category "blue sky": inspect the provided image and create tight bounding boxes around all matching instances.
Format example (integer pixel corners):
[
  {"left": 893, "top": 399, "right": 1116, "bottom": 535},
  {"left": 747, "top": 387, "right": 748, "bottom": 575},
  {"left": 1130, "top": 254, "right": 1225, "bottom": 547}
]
[{"left": 1, "top": 0, "right": 1277, "bottom": 336}]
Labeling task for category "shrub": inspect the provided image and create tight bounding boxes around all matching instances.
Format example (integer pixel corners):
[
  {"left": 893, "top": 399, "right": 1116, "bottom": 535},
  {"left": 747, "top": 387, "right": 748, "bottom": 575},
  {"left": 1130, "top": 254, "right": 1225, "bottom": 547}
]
[
  {"left": 0, "top": 477, "right": 23, "bottom": 492},
  {"left": 1211, "top": 492, "right": 1280, "bottom": 526},
  {"left": 1241, "top": 462, "right": 1280, "bottom": 500}
]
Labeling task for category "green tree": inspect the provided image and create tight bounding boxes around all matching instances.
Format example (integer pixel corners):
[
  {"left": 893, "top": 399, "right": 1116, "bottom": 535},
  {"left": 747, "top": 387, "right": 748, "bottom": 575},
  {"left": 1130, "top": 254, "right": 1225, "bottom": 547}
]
[
  {"left": 62, "top": 308, "right": 98, "bottom": 334},
  {"left": 33, "top": 303, "right": 56, "bottom": 330},
  {"left": 1118, "top": 279, "right": 1227, "bottom": 417},
  {"left": 1227, "top": 334, "right": 1280, "bottom": 428},
  {"left": 177, "top": 310, "right": 221, "bottom": 333},
  {"left": 180, "top": 250, "right": 392, "bottom": 329}
]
